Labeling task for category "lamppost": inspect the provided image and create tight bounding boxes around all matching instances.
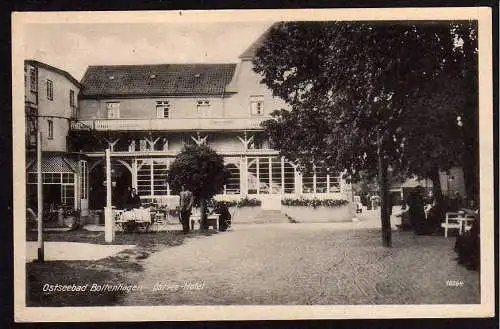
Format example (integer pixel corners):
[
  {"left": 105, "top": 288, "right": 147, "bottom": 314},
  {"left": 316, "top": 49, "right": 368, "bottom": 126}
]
[{"left": 36, "top": 131, "right": 43, "bottom": 261}]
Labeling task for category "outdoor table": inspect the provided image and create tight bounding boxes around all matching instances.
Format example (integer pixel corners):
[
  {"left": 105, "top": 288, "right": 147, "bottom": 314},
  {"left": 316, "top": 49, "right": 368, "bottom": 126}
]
[{"left": 115, "top": 208, "right": 152, "bottom": 233}]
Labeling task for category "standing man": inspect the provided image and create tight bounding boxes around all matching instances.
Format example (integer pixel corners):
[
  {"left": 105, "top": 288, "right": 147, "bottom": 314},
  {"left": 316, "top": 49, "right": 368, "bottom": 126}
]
[{"left": 179, "top": 185, "right": 194, "bottom": 234}]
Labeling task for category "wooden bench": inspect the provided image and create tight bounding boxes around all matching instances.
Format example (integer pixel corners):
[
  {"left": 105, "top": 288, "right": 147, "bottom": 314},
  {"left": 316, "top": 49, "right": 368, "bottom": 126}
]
[
  {"left": 190, "top": 214, "right": 220, "bottom": 230},
  {"left": 441, "top": 212, "right": 476, "bottom": 238}
]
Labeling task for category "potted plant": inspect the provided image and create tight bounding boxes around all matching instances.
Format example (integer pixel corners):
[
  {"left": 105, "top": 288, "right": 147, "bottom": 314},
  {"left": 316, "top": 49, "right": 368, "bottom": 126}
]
[{"left": 64, "top": 209, "right": 81, "bottom": 230}]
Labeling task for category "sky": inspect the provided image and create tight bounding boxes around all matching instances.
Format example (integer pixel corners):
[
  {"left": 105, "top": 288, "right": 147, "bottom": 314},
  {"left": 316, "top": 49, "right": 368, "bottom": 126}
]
[{"left": 23, "top": 22, "right": 273, "bottom": 81}]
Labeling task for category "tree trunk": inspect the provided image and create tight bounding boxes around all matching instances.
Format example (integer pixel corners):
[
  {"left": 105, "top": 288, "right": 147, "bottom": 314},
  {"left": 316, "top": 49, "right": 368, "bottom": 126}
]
[
  {"left": 199, "top": 198, "right": 208, "bottom": 230},
  {"left": 461, "top": 66, "right": 479, "bottom": 203},
  {"left": 429, "top": 168, "right": 444, "bottom": 209},
  {"left": 378, "top": 150, "right": 392, "bottom": 247}
]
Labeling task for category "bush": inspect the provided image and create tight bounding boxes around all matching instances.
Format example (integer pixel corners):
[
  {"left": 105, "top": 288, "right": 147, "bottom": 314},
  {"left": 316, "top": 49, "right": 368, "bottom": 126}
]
[
  {"left": 216, "top": 197, "right": 262, "bottom": 208},
  {"left": 281, "top": 198, "right": 349, "bottom": 208}
]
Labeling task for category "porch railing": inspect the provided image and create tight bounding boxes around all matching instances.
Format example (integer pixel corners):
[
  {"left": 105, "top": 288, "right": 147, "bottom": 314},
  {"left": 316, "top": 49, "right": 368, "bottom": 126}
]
[{"left": 71, "top": 117, "right": 267, "bottom": 131}]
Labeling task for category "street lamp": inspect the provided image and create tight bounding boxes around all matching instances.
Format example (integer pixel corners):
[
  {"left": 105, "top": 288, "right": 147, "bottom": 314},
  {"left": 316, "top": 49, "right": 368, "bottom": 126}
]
[{"left": 36, "top": 131, "right": 43, "bottom": 262}]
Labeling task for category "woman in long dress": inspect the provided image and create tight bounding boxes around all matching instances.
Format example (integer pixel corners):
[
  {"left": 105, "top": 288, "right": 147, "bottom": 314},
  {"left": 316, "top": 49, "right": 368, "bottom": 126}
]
[{"left": 407, "top": 186, "right": 426, "bottom": 234}]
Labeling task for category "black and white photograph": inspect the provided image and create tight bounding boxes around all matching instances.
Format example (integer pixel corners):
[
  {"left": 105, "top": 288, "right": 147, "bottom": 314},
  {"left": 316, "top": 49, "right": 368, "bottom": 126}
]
[{"left": 12, "top": 8, "right": 494, "bottom": 321}]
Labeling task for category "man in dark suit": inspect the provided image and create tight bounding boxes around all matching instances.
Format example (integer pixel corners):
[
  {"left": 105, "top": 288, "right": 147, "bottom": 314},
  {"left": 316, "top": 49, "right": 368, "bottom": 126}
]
[{"left": 123, "top": 187, "right": 141, "bottom": 210}]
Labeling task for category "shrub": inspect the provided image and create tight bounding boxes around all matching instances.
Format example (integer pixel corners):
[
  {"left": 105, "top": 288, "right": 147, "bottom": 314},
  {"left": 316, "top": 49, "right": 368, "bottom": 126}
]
[
  {"left": 216, "top": 197, "right": 262, "bottom": 208},
  {"left": 281, "top": 198, "right": 349, "bottom": 208}
]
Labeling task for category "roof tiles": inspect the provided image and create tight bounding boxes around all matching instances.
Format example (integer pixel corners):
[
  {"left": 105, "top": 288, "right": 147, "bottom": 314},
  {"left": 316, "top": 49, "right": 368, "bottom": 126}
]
[{"left": 80, "top": 64, "right": 237, "bottom": 98}]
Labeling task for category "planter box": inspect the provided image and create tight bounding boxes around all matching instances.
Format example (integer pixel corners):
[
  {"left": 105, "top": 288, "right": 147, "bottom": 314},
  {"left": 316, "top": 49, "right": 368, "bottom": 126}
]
[
  {"left": 228, "top": 206, "right": 261, "bottom": 224},
  {"left": 282, "top": 203, "right": 356, "bottom": 223}
]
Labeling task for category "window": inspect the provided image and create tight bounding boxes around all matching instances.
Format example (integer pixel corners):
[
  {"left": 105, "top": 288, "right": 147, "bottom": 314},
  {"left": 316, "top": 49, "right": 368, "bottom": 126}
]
[
  {"left": 196, "top": 100, "right": 210, "bottom": 107},
  {"left": 156, "top": 100, "right": 170, "bottom": 118},
  {"left": 30, "top": 66, "right": 38, "bottom": 92},
  {"left": 224, "top": 164, "right": 240, "bottom": 194},
  {"left": 250, "top": 96, "right": 264, "bottom": 116},
  {"left": 137, "top": 159, "right": 152, "bottom": 196},
  {"left": 70, "top": 89, "right": 75, "bottom": 107},
  {"left": 61, "top": 184, "right": 75, "bottom": 207},
  {"left": 47, "top": 120, "right": 54, "bottom": 139},
  {"left": 106, "top": 102, "right": 120, "bottom": 118},
  {"left": 46, "top": 80, "right": 53, "bottom": 100},
  {"left": 153, "top": 160, "right": 169, "bottom": 195},
  {"left": 196, "top": 99, "right": 211, "bottom": 117},
  {"left": 79, "top": 160, "right": 88, "bottom": 200}
]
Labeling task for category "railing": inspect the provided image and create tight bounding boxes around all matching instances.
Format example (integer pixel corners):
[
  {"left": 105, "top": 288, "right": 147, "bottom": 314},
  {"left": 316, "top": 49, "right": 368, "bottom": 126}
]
[
  {"left": 82, "top": 149, "right": 279, "bottom": 157},
  {"left": 71, "top": 117, "right": 268, "bottom": 131}
]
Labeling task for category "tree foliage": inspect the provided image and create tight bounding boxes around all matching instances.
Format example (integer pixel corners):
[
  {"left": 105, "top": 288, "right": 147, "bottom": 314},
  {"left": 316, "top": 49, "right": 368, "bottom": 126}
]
[
  {"left": 254, "top": 21, "right": 478, "bottom": 246},
  {"left": 255, "top": 21, "right": 477, "bottom": 185},
  {"left": 167, "top": 144, "right": 230, "bottom": 201}
]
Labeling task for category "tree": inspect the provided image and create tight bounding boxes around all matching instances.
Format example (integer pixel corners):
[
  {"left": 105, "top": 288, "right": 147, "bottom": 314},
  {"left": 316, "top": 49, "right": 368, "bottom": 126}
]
[
  {"left": 167, "top": 144, "right": 230, "bottom": 229},
  {"left": 254, "top": 21, "right": 478, "bottom": 246}
]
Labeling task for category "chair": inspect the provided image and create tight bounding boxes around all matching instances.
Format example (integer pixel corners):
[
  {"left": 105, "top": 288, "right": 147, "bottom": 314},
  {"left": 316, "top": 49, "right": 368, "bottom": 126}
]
[
  {"left": 441, "top": 212, "right": 476, "bottom": 238},
  {"left": 152, "top": 211, "right": 167, "bottom": 232}
]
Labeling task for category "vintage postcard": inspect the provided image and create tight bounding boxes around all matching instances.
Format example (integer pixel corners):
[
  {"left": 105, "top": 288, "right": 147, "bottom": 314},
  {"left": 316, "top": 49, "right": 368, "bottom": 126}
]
[{"left": 12, "top": 8, "right": 494, "bottom": 322}]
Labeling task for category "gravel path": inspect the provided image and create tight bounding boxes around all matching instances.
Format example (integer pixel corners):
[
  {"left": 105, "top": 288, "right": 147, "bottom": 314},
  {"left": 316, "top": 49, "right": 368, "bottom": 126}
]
[{"left": 121, "top": 218, "right": 479, "bottom": 305}]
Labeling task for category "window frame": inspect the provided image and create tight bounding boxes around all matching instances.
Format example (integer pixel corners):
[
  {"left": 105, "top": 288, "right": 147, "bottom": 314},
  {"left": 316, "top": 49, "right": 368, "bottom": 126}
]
[
  {"left": 250, "top": 96, "right": 264, "bottom": 116},
  {"left": 70, "top": 89, "right": 75, "bottom": 107},
  {"left": 29, "top": 66, "right": 38, "bottom": 93},
  {"left": 106, "top": 102, "right": 121, "bottom": 119},
  {"left": 196, "top": 99, "right": 210, "bottom": 107},
  {"left": 46, "top": 79, "right": 54, "bottom": 101},
  {"left": 47, "top": 119, "right": 54, "bottom": 139},
  {"left": 156, "top": 100, "right": 170, "bottom": 119}
]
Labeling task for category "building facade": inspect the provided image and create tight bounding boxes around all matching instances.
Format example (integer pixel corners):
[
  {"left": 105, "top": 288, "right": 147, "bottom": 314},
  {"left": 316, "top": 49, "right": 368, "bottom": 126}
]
[
  {"left": 24, "top": 60, "right": 84, "bottom": 212},
  {"left": 69, "top": 41, "right": 350, "bottom": 212},
  {"left": 26, "top": 33, "right": 467, "bottom": 215}
]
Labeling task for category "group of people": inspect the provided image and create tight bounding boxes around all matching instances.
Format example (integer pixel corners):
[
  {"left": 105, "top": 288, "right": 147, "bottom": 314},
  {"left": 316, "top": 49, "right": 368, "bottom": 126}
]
[
  {"left": 401, "top": 187, "right": 478, "bottom": 235},
  {"left": 120, "top": 185, "right": 230, "bottom": 234}
]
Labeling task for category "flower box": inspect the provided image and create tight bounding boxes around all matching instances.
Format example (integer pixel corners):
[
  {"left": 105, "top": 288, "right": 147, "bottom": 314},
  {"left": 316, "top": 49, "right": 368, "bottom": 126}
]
[{"left": 281, "top": 199, "right": 355, "bottom": 223}]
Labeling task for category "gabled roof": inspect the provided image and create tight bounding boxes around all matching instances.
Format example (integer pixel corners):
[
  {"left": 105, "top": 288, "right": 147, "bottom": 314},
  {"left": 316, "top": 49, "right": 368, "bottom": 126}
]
[
  {"left": 79, "top": 64, "right": 237, "bottom": 98},
  {"left": 25, "top": 60, "right": 81, "bottom": 88},
  {"left": 239, "top": 23, "right": 276, "bottom": 60}
]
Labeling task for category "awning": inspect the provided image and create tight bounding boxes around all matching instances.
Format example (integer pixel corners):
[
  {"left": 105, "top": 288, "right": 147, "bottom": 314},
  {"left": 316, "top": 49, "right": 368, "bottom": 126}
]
[{"left": 27, "top": 155, "right": 78, "bottom": 173}]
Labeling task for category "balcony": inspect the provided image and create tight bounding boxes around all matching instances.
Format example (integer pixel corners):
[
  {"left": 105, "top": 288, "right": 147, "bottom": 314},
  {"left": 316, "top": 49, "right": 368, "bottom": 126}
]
[
  {"left": 82, "top": 148, "right": 280, "bottom": 158},
  {"left": 71, "top": 117, "right": 268, "bottom": 132}
]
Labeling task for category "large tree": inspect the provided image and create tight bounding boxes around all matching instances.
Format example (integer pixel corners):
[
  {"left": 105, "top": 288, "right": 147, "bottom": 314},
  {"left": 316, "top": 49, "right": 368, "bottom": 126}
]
[
  {"left": 254, "top": 21, "right": 478, "bottom": 246},
  {"left": 167, "top": 144, "right": 230, "bottom": 229}
]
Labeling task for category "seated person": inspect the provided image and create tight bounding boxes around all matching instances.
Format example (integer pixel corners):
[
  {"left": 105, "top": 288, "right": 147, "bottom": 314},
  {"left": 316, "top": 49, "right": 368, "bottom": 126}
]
[
  {"left": 122, "top": 188, "right": 141, "bottom": 210},
  {"left": 214, "top": 201, "right": 232, "bottom": 231}
]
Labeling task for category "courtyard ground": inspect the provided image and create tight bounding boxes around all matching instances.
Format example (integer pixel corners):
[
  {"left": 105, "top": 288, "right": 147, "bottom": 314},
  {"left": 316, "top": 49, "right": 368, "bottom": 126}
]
[
  {"left": 120, "top": 221, "right": 479, "bottom": 305},
  {"left": 25, "top": 209, "right": 479, "bottom": 306}
]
